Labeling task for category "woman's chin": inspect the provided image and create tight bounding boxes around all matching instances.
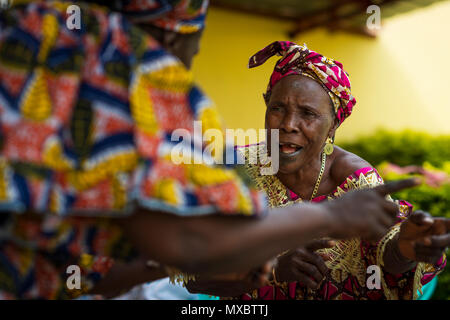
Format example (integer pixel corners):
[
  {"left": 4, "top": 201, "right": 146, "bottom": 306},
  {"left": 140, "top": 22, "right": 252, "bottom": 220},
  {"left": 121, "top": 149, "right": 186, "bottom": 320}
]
[
  {"left": 277, "top": 162, "right": 301, "bottom": 175},
  {"left": 276, "top": 151, "right": 304, "bottom": 174}
]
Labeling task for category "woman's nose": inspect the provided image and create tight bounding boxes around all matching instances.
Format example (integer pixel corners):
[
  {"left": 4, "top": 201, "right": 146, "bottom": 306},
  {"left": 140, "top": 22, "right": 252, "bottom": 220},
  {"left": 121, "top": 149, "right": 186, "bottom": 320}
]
[{"left": 280, "top": 113, "right": 300, "bottom": 133}]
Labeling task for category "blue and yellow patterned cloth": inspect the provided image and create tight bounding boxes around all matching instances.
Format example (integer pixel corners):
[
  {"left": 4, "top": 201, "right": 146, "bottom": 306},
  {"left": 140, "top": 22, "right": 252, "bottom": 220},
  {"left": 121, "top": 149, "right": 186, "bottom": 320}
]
[
  {"left": 0, "top": 1, "right": 266, "bottom": 299},
  {"left": 120, "top": 0, "right": 209, "bottom": 33}
]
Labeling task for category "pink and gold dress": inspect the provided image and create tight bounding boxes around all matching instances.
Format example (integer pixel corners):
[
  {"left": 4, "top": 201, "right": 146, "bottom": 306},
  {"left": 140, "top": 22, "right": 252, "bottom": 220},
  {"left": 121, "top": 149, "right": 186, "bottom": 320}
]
[{"left": 234, "top": 143, "right": 446, "bottom": 300}]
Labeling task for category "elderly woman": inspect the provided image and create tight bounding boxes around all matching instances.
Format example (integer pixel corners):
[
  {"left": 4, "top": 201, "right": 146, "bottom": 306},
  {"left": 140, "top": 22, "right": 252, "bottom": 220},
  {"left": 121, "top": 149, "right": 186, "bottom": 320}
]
[{"left": 187, "top": 41, "right": 449, "bottom": 300}]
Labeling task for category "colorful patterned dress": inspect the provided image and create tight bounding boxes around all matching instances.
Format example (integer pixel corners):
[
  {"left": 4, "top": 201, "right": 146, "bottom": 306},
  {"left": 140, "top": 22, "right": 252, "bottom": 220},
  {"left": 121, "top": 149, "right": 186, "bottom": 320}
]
[
  {"left": 234, "top": 143, "right": 446, "bottom": 300},
  {"left": 0, "top": 2, "right": 266, "bottom": 299}
]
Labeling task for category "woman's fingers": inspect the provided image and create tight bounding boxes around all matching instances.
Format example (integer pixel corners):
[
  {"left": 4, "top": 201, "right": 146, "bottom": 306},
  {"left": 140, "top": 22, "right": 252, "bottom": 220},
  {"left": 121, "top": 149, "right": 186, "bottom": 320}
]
[
  {"left": 378, "top": 200, "right": 399, "bottom": 226},
  {"left": 306, "top": 239, "right": 336, "bottom": 251},
  {"left": 408, "top": 210, "right": 434, "bottom": 227},
  {"left": 275, "top": 247, "right": 329, "bottom": 289},
  {"left": 291, "top": 267, "right": 320, "bottom": 289},
  {"left": 248, "top": 260, "right": 276, "bottom": 287},
  {"left": 366, "top": 199, "right": 397, "bottom": 237},
  {"left": 419, "top": 236, "right": 433, "bottom": 246},
  {"left": 263, "top": 260, "right": 276, "bottom": 274},
  {"left": 414, "top": 235, "right": 449, "bottom": 265},
  {"left": 293, "top": 247, "right": 329, "bottom": 277},
  {"left": 401, "top": 216, "right": 450, "bottom": 246},
  {"left": 292, "top": 271, "right": 319, "bottom": 289},
  {"left": 318, "top": 252, "right": 332, "bottom": 261},
  {"left": 399, "top": 211, "right": 441, "bottom": 244},
  {"left": 374, "top": 178, "right": 421, "bottom": 196},
  {"left": 367, "top": 216, "right": 390, "bottom": 241},
  {"left": 415, "top": 244, "right": 445, "bottom": 264},
  {"left": 301, "top": 251, "right": 328, "bottom": 276},
  {"left": 429, "top": 218, "right": 450, "bottom": 236},
  {"left": 252, "top": 271, "right": 270, "bottom": 288},
  {"left": 292, "top": 257, "right": 324, "bottom": 283},
  {"left": 429, "top": 234, "right": 450, "bottom": 248}
]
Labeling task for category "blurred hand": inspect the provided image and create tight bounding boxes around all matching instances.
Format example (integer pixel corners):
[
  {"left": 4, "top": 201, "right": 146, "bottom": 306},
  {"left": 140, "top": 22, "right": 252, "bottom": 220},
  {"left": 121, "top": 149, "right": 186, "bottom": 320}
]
[
  {"left": 398, "top": 210, "right": 450, "bottom": 263},
  {"left": 185, "top": 260, "right": 275, "bottom": 297},
  {"left": 274, "top": 239, "right": 335, "bottom": 289},
  {"left": 205, "top": 260, "right": 274, "bottom": 287},
  {"left": 323, "top": 179, "right": 420, "bottom": 241}
]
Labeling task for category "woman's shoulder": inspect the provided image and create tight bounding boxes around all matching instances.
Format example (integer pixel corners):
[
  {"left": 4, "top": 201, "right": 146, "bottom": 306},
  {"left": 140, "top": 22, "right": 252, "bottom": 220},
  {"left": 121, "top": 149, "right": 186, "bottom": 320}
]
[{"left": 329, "top": 146, "right": 375, "bottom": 185}]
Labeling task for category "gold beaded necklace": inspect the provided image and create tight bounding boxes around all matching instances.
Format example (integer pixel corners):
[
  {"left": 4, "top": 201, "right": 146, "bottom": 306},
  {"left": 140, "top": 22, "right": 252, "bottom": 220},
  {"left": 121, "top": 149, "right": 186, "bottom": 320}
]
[{"left": 310, "top": 152, "right": 327, "bottom": 200}]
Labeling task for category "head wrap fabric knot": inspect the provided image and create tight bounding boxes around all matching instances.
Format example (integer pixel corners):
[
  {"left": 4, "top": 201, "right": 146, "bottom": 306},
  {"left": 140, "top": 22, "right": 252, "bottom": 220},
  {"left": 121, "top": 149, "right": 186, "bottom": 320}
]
[
  {"left": 120, "top": 0, "right": 209, "bottom": 34},
  {"left": 249, "top": 41, "right": 356, "bottom": 126}
]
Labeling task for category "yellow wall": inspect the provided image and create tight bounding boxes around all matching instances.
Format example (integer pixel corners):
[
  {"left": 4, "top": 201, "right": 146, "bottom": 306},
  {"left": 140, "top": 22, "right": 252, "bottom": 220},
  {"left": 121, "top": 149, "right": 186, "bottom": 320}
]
[{"left": 192, "top": 2, "right": 450, "bottom": 143}]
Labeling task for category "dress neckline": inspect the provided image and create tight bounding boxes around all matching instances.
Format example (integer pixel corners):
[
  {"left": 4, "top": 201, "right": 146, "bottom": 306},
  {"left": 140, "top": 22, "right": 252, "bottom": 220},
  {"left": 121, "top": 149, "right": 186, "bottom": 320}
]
[{"left": 286, "top": 166, "right": 377, "bottom": 203}]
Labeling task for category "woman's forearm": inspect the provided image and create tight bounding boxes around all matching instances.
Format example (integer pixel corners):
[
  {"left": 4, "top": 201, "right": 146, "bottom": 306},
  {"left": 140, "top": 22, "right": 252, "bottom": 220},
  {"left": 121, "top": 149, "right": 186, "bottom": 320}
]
[
  {"left": 383, "top": 233, "right": 417, "bottom": 274},
  {"left": 122, "top": 203, "right": 332, "bottom": 275},
  {"left": 88, "top": 202, "right": 328, "bottom": 297},
  {"left": 89, "top": 257, "right": 167, "bottom": 298},
  {"left": 191, "top": 204, "right": 333, "bottom": 275}
]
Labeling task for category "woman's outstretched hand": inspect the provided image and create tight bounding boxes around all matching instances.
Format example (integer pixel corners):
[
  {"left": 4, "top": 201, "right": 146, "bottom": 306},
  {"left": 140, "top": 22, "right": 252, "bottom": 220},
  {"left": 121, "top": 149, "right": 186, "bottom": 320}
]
[
  {"left": 322, "top": 178, "right": 420, "bottom": 241},
  {"left": 397, "top": 211, "right": 450, "bottom": 263},
  {"left": 274, "top": 239, "right": 335, "bottom": 289}
]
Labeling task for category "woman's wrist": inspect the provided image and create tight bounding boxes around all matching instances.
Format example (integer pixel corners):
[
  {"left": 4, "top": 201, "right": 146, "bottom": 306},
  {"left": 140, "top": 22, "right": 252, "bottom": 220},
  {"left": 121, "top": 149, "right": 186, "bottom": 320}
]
[
  {"left": 297, "top": 203, "right": 335, "bottom": 236},
  {"left": 271, "top": 266, "right": 283, "bottom": 286},
  {"left": 90, "top": 257, "right": 167, "bottom": 298},
  {"left": 384, "top": 233, "right": 417, "bottom": 274},
  {"left": 314, "top": 202, "right": 339, "bottom": 238},
  {"left": 269, "top": 203, "right": 333, "bottom": 249}
]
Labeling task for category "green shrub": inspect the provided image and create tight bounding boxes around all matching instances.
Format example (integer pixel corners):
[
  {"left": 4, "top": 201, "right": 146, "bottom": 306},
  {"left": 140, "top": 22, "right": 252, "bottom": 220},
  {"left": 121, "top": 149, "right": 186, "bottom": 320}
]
[
  {"left": 340, "top": 129, "right": 450, "bottom": 167},
  {"left": 340, "top": 130, "right": 450, "bottom": 300}
]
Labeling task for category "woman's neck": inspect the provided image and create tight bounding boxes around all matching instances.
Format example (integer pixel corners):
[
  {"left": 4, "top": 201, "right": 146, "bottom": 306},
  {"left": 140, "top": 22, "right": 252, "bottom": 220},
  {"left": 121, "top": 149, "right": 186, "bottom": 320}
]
[{"left": 276, "top": 153, "right": 335, "bottom": 200}]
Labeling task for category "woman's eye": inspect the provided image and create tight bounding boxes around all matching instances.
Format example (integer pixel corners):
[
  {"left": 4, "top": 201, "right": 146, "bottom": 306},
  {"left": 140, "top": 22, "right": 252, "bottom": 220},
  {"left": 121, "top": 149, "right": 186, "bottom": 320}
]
[{"left": 304, "top": 110, "right": 315, "bottom": 117}]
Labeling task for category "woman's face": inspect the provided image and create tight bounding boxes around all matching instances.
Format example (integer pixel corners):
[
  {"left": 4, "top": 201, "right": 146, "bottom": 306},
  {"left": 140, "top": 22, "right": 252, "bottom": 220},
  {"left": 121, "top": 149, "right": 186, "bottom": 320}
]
[{"left": 265, "top": 75, "right": 337, "bottom": 174}]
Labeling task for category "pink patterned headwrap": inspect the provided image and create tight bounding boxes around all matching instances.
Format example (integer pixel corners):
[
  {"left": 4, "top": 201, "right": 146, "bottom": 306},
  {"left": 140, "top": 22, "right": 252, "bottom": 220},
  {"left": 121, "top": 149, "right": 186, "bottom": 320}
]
[{"left": 249, "top": 41, "right": 356, "bottom": 126}]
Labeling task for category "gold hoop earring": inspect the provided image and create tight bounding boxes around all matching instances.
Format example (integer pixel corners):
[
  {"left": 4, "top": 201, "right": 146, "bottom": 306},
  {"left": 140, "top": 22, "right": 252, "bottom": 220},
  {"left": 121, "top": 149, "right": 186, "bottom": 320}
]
[{"left": 324, "top": 137, "right": 334, "bottom": 155}]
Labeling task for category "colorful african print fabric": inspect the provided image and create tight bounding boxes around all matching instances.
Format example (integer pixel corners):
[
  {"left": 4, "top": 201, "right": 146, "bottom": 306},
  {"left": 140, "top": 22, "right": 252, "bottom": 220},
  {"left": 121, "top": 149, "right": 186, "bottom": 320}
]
[
  {"left": 249, "top": 41, "right": 356, "bottom": 126},
  {"left": 0, "top": 1, "right": 266, "bottom": 299},
  {"left": 231, "top": 144, "right": 446, "bottom": 300},
  {"left": 120, "top": 0, "right": 209, "bottom": 34}
]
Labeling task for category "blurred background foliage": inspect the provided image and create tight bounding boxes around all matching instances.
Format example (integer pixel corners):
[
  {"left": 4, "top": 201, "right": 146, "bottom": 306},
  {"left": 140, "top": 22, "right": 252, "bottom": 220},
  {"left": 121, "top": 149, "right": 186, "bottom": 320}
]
[{"left": 341, "top": 129, "right": 450, "bottom": 300}]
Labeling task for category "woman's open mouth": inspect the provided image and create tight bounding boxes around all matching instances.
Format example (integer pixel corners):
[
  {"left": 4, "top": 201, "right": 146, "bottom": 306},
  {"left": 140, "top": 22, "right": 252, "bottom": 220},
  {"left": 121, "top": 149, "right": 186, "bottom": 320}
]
[{"left": 279, "top": 142, "right": 303, "bottom": 157}]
